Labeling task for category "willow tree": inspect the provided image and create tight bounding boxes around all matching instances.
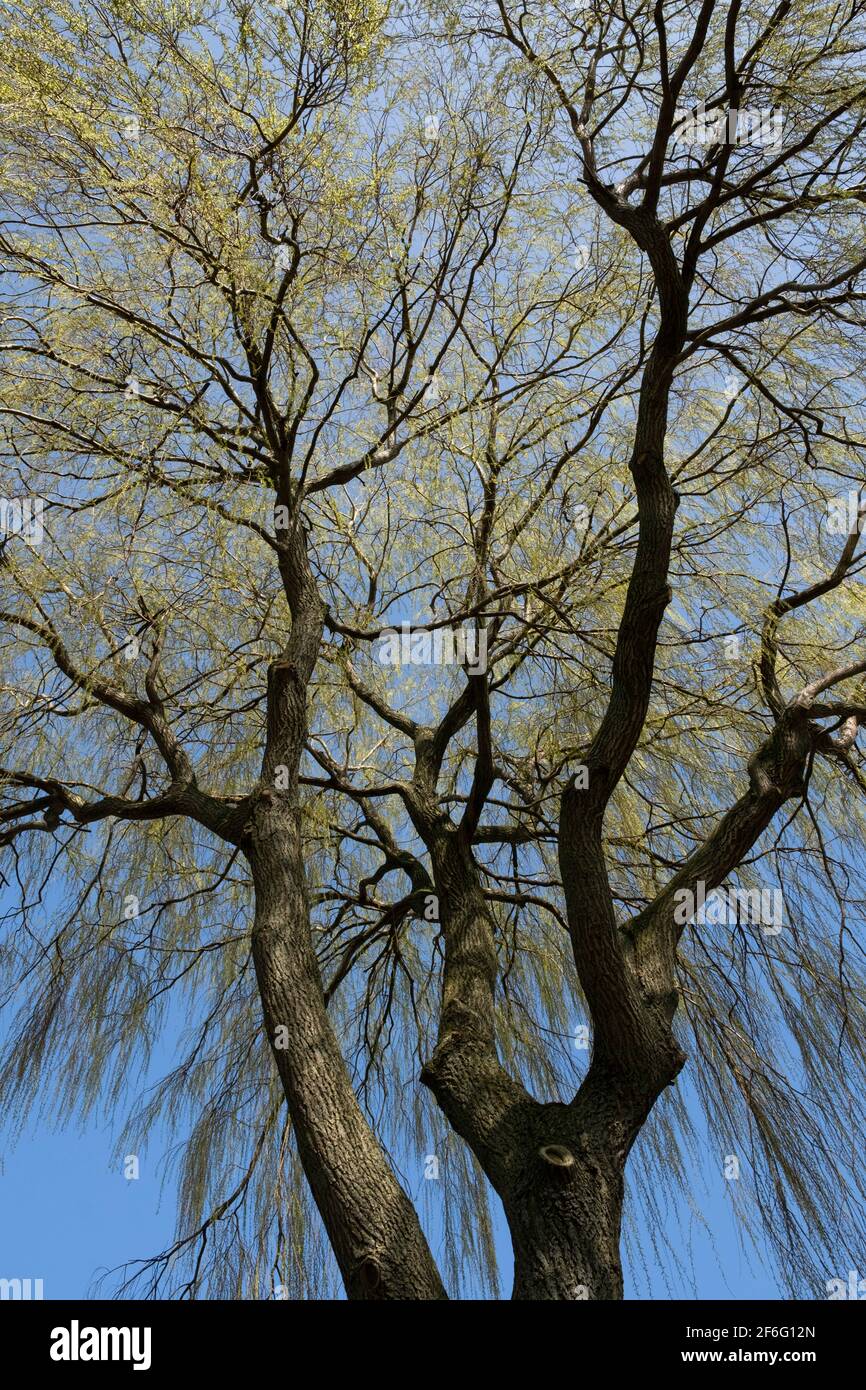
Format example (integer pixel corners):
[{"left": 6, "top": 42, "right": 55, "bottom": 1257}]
[{"left": 1, "top": 0, "right": 866, "bottom": 1302}]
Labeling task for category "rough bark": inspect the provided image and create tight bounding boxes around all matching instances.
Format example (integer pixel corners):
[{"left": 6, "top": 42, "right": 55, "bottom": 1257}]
[
  {"left": 247, "top": 812, "right": 446, "bottom": 1299},
  {"left": 411, "top": 223, "right": 694, "bottom": 1283},
  {"left": 418, "top": 823, "right": 655, "bottom": 1299},
  {"left": 244, "top": 523, "right": 447, "bottom": 1300},
  {"left": 504, "top": 1068, "right": 638, "bottom": 1301}
]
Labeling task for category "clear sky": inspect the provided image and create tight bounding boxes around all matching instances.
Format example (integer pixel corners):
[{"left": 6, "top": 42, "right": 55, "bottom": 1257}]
[{"left": 0, "top": 1028, "right": 781, "bottom": 1301}]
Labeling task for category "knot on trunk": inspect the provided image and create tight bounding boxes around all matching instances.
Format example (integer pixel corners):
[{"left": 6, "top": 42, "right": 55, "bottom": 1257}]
[
  {"left": 358, "top": 1257, "right": 382, "bottom": 1295},
  {"left": 538, "top": 1144, "right": 576, "bottom": 1182}
]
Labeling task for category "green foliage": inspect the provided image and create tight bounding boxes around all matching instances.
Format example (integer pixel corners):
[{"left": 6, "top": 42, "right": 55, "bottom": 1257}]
[{"left": 2, "top": 0, "right": 866, "bottom": 1298}]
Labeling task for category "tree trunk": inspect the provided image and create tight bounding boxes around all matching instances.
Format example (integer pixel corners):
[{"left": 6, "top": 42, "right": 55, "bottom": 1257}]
[
  {"left": 245, "top": 524, "right": 447, "bottom": 1299},
  {"left": 506, "top": 1142, "right": 625, "bottom": 1300},
  {"left": 504, "top": 1060, "right": 679, "bottom": 1299},
  {"left": 247, "top": 808, "right": 447, "bottom": 1299},
  {"left": 418, "top": 826, "right": 674, "bottom": 1300}
]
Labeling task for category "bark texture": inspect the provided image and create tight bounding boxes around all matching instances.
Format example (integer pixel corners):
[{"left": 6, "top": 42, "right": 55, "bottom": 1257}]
[{"left": 245, "top": 523, "right": 446, "bottom": 1299}]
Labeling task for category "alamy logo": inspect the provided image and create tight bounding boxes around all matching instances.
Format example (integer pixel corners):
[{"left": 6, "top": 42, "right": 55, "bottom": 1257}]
[
  {"left": 376, "top": 622, "right": 487, "bottom": 674},
  {"left": 0, "top": 496, "right": 44, "bottom": 547},
  {"left": 0, "top": 1276, "right": 43, "bottom": 1299},
  {"left": 673, "top": 881, "right": 784, "bottom": 934},
  {"left": 674, "top": 104, "right": 784, "bottom": 148},
  {"left": 826, "top": 1270, "right": 866, "bottom": 1299},
  {"left": 827, "top": 490, "right": 864, "bottom": 536},
  {"left": 50, "top": 1320, "right": 152, "bottom": 1371}
]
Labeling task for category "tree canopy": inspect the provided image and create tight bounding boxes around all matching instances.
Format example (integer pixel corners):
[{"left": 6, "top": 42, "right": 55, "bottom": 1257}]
[{"left": 2, "top": 0, "right": 866, "bottom": 1299}]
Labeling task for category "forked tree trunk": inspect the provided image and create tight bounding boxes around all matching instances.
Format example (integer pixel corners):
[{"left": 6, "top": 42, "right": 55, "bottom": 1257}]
[
  {"left": 502, "top": 1062, "right": 677, "bottom": 1299},
  {"left": 418, "top": 823, "right": 679, "bottom": 1300},
  {"left": 506, "top": 1143, "right": 625, "bottom": 1300}
]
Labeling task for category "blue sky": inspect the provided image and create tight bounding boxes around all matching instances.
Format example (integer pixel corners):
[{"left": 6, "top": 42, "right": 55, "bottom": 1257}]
[
  {"left": 0, "top": 3, "right": 841, "bottom": 1302},
  {"left": 0, "top": 1058, "right": 781, "bottom": 1300}
]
